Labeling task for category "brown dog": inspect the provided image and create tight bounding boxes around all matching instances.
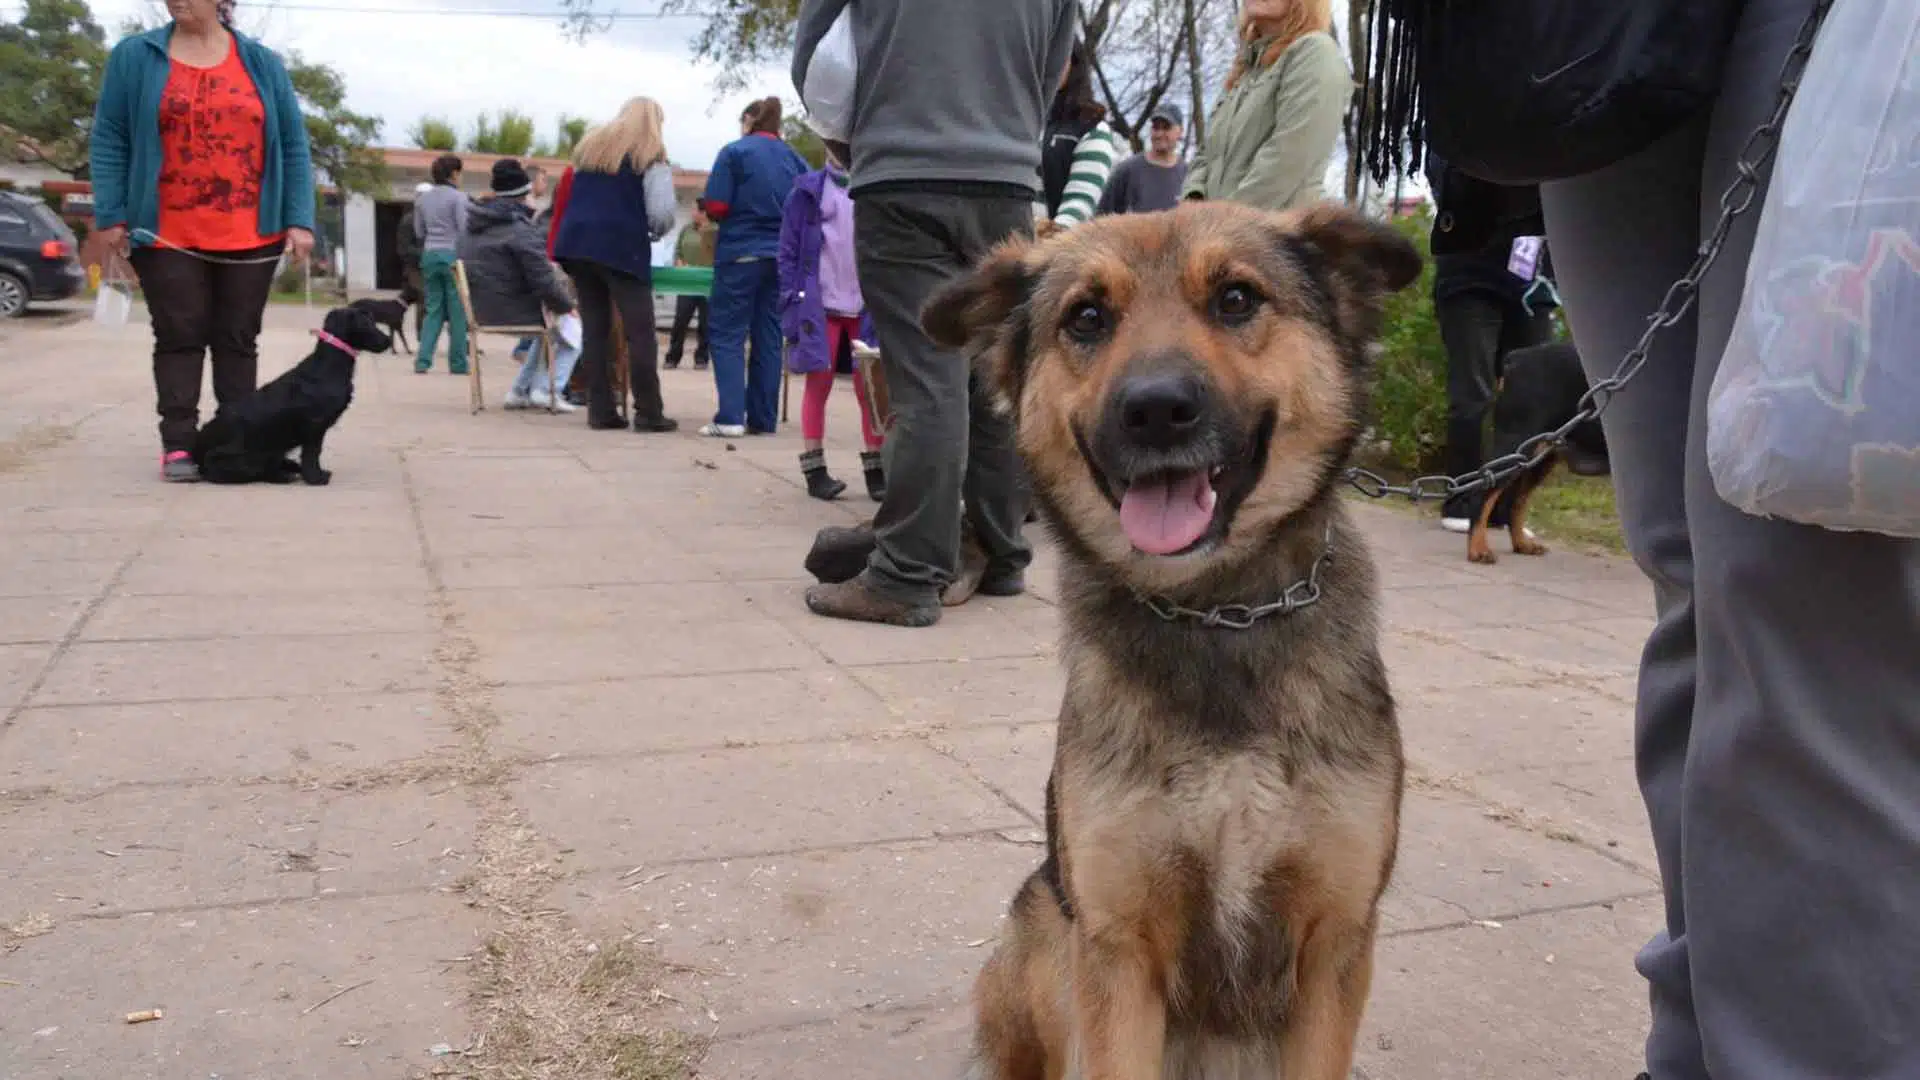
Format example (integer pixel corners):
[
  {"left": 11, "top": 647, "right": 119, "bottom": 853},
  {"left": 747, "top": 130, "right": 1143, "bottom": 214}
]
[{"left": 922, "top": 201, "right": 1421, "bottom": 1080}]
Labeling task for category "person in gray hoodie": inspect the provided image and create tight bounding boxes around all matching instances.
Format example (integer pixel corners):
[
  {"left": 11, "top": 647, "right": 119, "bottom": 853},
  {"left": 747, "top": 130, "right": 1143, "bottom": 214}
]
[
  {"left": 413, "top": 153, "right": 471, "bottom": 374},
  {"left": 791, "top": 0, "right": 1079, "bottom": 628}
]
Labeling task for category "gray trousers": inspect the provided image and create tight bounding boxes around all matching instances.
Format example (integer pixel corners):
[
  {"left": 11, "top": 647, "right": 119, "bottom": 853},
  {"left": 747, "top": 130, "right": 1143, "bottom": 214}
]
[
  {"left": 1541, "top": 1, "right": 1920, "bottom": 1076},
  {"left": 853, "top": 190, "right": 1034, "bottom": 602}
]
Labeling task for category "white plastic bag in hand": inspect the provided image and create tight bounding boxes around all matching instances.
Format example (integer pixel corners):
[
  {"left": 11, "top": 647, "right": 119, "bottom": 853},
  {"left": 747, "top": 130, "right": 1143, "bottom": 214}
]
[
  {"left": 1705, "top": 0, "right": 1920, "bottom": 538},
  {"left": 92, "top": 261, "right": 132, "bottom": 329},
  {"left": 801, "top": 8, "right": 857, "bottom": 144},
  {"left": 556, "top": 311, "right": 582, "bottom": 351}
]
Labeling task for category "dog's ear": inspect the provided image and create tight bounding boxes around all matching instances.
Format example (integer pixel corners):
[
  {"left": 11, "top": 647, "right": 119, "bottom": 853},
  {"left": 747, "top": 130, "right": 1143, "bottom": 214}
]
[
  {"left": 921, "top": 237, "right": 1039, "bottom": 412},
  {"left": 1278, "top": 203, "right": 1424, "bottom": 344}
]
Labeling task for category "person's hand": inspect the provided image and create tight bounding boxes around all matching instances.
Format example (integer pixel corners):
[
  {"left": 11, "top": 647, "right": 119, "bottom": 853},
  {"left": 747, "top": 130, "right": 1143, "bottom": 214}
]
[
  {"left": 96, "top": 225, "right": 128, "bottom": 254},
  {"left": 286, "top": 227, "right": 315, "bottom": 264}
]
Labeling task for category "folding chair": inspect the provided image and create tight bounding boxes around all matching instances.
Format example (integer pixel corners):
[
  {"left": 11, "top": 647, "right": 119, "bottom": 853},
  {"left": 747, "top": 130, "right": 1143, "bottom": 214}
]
[{"left": 452, "top": 259, "right": 558, "bottom": 415}]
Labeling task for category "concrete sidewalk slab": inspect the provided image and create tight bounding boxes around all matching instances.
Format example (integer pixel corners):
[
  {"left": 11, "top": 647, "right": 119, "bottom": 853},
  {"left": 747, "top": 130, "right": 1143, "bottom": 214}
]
[{"left": 0, "top": 306, "right": 1662, "bottom": 1080}]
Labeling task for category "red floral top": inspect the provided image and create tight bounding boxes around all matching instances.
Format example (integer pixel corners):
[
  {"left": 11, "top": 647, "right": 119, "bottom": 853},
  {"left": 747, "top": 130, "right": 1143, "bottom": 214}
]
[{"left": 154, "top": 41, "right": 284, "bottom": 252}]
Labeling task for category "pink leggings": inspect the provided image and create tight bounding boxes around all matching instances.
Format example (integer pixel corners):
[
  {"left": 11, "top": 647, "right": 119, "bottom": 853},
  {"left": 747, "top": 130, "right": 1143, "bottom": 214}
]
[{"left": 800, "top": 314, "right": 883, "bottom": 449}]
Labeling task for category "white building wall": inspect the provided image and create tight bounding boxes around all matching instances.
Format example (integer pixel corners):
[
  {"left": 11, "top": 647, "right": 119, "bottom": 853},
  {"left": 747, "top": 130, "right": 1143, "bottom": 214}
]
[
  {"left": 0, "top": 161, "right": 65, "bottom": 189},
  {"left": 342, "top": 193, "right": 379, "bottom": 293}
]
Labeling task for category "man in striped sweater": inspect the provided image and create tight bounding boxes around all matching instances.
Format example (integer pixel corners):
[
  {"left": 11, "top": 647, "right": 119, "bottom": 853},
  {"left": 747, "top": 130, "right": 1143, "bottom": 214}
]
[{"left": 1036, "top": 39, "right": 1122, "bottom": 231}]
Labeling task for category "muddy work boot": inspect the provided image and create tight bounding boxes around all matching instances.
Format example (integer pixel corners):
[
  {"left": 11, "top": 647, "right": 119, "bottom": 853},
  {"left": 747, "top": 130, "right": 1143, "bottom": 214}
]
[
  {"left": 804, "top": 521, "right": 876, "bottom": 585},
  {"left": 860, "top": 450, "right": 886, "bottom": 502},
  {"left": 941, "top": 526, "right": 991, "bottom": 607},
  {"left": 800, "top": 448, "right": 847, "bottom": 501},
  {"left": 805, "top": 573, "right": 941, "bottom": 628}
]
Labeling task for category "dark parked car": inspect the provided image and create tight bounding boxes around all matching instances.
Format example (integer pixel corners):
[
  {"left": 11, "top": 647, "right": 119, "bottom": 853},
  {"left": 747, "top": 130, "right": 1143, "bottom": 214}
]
[{"left": 0, "top": 190, "right": 87, "bottom": 318}]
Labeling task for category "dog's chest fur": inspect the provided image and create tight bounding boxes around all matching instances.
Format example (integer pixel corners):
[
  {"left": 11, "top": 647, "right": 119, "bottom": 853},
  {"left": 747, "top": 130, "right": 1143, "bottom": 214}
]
[{"left": 1048, "top": 533, "right": 1401, "bottom": 1046}]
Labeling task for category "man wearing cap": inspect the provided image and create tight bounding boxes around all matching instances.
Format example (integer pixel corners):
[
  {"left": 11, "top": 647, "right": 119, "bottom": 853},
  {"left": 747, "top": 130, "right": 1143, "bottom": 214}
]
[
  {"left": 1097, "top": 103, "right": 1189, "bottom": 215},
  {"left": 458, "top": 159, "right": 579, "bottom": 411}
]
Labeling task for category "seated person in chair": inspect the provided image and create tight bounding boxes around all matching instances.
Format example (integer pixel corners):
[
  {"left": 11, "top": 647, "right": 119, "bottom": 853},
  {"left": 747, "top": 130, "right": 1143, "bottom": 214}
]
[{"left": 458, "top": 159, "right": 579, "bottom": 411}]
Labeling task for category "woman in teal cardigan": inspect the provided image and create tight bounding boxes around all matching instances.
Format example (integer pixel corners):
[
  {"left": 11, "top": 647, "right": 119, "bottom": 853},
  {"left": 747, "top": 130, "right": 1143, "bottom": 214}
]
[{"left": 91, "top": 0, "right": 315, "bottom": 482}]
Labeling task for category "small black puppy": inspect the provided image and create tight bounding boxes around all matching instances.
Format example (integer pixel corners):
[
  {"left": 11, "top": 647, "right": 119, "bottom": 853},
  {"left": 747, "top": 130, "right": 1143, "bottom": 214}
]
[
  {"left": 349, "top": 296, "right": 412, "bottom": 355},
  {"left": 1467, "top": 340, "right": 1610, "bottom": 564},
  {"left": 191, "top": 306, "right": 391, "bottom": 487}
]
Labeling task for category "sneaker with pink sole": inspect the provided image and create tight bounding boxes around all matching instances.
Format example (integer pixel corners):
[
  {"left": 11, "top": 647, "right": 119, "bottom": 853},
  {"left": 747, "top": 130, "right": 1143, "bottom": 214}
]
[{"left": 161, "top": 450, "right": 200, "bottom": 483}]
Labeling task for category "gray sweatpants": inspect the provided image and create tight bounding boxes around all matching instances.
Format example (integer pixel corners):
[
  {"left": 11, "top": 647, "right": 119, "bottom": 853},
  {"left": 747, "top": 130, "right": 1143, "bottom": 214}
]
[
  {"left": 853, "top": 190, "right": 1034, "bottom": 602},
  {"left": 1541, "top": 1, "right": 1920, "bottom": 1077}
]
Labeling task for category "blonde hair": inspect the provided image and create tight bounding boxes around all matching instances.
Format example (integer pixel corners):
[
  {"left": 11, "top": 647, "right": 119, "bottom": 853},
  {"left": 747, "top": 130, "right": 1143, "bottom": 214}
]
[
  {"left": 1226, "top": 0, "right": 1333, "bottom": 90},
  {"left": 573, "top": 96, "right": 667, "bottom": 174}
]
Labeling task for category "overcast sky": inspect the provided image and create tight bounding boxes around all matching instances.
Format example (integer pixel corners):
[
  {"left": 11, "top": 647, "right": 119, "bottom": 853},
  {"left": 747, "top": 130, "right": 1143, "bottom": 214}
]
[
  {"left": 73, "top": 0, "right": 782, "bottom": 173},
  {"left": 28, "top": 0, "right": 1422, "bottom": 200}
]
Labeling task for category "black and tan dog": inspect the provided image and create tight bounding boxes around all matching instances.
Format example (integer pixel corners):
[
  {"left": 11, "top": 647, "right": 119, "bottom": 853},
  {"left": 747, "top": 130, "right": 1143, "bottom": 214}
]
[
  {"left": 348, "top": 295, "right": 413, "bottom": 356},
  {"left": 922, "top": 201, "right": 1421, "bottom": 1080},
  {"left": 1465, "top": 339, "right": 1610, "bottom": 565}
]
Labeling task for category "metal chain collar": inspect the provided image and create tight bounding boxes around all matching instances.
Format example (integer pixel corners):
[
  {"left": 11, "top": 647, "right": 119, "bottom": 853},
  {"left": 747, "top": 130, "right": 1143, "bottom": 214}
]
[
  {"left": 1135, "top": 524, "right": 1335, "bottom": 629},
  {"left": 1342, "top": 0, "right": 1833, "bottom": 505}
]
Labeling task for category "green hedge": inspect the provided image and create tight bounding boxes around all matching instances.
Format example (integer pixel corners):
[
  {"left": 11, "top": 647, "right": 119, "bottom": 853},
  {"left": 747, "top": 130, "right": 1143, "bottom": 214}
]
[
  {"left": 1369, "top": 209, "right": 1450, "bottom": 472},
  {"left": 1366, "top": 207, "right": 1567, "bottom": 473}
]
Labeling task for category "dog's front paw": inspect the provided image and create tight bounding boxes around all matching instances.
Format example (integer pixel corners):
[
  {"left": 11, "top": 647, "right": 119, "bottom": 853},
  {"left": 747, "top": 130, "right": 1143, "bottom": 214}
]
[
  {"left": 1512, "top": 532, "right": 1548, "bottom": 557},
  {"left": 1467, "top": 540, "right": 1498, "bottom": 565},
  {"left": 302, "top": 469, "right": 333, "bottom": 487}
]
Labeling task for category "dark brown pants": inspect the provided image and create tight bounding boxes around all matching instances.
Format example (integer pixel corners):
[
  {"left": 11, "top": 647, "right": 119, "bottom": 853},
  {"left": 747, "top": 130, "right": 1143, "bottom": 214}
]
[
  {"left": 129, "top": 240, "right": 284, "bottom": 452},
  {"left": 561, "top": 258, "right": 663, "bottom": 426}
]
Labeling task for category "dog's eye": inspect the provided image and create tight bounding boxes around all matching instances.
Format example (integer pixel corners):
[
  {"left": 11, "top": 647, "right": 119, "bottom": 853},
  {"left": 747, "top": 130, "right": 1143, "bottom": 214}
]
[
  {"left": 1063, "top": 302, "right": 1109, "bottom": 343},
  {"left": 1212, "top": 283, "right": 1261, "bottom": 326}
]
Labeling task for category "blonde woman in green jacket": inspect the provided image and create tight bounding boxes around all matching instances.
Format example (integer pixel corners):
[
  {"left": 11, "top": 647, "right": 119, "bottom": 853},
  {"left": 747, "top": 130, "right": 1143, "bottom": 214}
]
[{"left": 1183, "top": 0, "right": 1349, "bottom": 212}]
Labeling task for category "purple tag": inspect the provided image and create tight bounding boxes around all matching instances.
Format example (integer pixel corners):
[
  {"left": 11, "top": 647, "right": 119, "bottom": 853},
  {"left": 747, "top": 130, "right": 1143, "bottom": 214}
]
[{"left": 1509, "top": 236, "right": 1543, "bottom": 281}]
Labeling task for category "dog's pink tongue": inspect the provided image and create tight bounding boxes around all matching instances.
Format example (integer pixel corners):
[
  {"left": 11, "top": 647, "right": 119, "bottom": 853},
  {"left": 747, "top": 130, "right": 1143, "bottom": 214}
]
[{"left": 1118, "top": 470, "right": 1218, "bottom": 555}]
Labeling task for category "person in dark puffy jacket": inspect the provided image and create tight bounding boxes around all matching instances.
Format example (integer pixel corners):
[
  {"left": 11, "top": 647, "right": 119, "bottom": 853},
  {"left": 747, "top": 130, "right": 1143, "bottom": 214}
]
[{"left": 457, "top": 159, "right": 578, "bottom": 411}]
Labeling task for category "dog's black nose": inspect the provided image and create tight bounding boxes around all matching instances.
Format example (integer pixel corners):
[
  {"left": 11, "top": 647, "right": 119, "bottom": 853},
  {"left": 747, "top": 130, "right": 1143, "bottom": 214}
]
[{"left": 1114, "top": 373, "right": 1209, "bottom": 450}]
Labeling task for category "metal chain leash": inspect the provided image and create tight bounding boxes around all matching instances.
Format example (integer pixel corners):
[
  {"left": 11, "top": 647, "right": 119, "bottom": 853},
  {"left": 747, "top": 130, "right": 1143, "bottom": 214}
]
[{"left": 1343, "top": 0, "right": 1833, "bottom": 505}]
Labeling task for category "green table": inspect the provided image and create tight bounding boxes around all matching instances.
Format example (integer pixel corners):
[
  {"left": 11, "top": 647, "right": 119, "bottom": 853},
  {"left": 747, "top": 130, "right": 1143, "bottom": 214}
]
[{"left": 652, "top": 265, "right": 714, "bottom": 297}]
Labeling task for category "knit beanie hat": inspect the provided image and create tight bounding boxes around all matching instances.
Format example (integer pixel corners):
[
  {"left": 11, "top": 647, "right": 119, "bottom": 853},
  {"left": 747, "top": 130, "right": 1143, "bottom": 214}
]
[{"left": 490, "top": 159, "right": 532, "bottom": 198}]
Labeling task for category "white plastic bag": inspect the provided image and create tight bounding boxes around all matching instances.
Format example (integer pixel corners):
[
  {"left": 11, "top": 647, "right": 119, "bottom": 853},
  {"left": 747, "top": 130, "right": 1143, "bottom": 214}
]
[
  {"left": 800, "top": 7, "right": 857, "bottom": 144},
  {"left": 555, "top": 311, "right": 582, "bottom": 351},
  {"left": 92, "top": 258, "right": 132, "bottom": 329},
  {"left": 1705, "top": 1, "right": 1920, "bottom": 537}
]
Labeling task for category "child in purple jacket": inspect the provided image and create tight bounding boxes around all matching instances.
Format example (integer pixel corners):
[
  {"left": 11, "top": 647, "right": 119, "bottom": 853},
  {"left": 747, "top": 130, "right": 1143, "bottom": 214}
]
[{"left": 777, "top": 150, "right": 885, "bottom": 501}]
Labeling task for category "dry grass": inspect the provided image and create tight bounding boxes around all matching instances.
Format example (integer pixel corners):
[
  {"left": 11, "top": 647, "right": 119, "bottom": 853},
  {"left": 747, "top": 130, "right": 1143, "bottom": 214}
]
[
  {"left": 3, "top": 911, "right": 56, "bottom": 954},
  {"left": 0, "top": 423, "right": 76, "bottom": 474},
  {"left": 412, "top": 577, "right": 704, "bottom": 1080},
  {"left": 451, "top": 806, "right": 707, "bottom": 1080}
]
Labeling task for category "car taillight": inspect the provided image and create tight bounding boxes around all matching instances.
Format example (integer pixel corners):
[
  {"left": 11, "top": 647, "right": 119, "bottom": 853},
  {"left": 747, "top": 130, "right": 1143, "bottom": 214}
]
[{"left": 40, "top": 240, "right": 72, "bottom": 259}]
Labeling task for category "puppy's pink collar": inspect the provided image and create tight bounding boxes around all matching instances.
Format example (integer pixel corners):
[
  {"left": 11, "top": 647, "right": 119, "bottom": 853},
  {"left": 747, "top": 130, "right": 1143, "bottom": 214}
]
[{"left": 313, "top": 328, "right": 358, "bottom": 358}]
